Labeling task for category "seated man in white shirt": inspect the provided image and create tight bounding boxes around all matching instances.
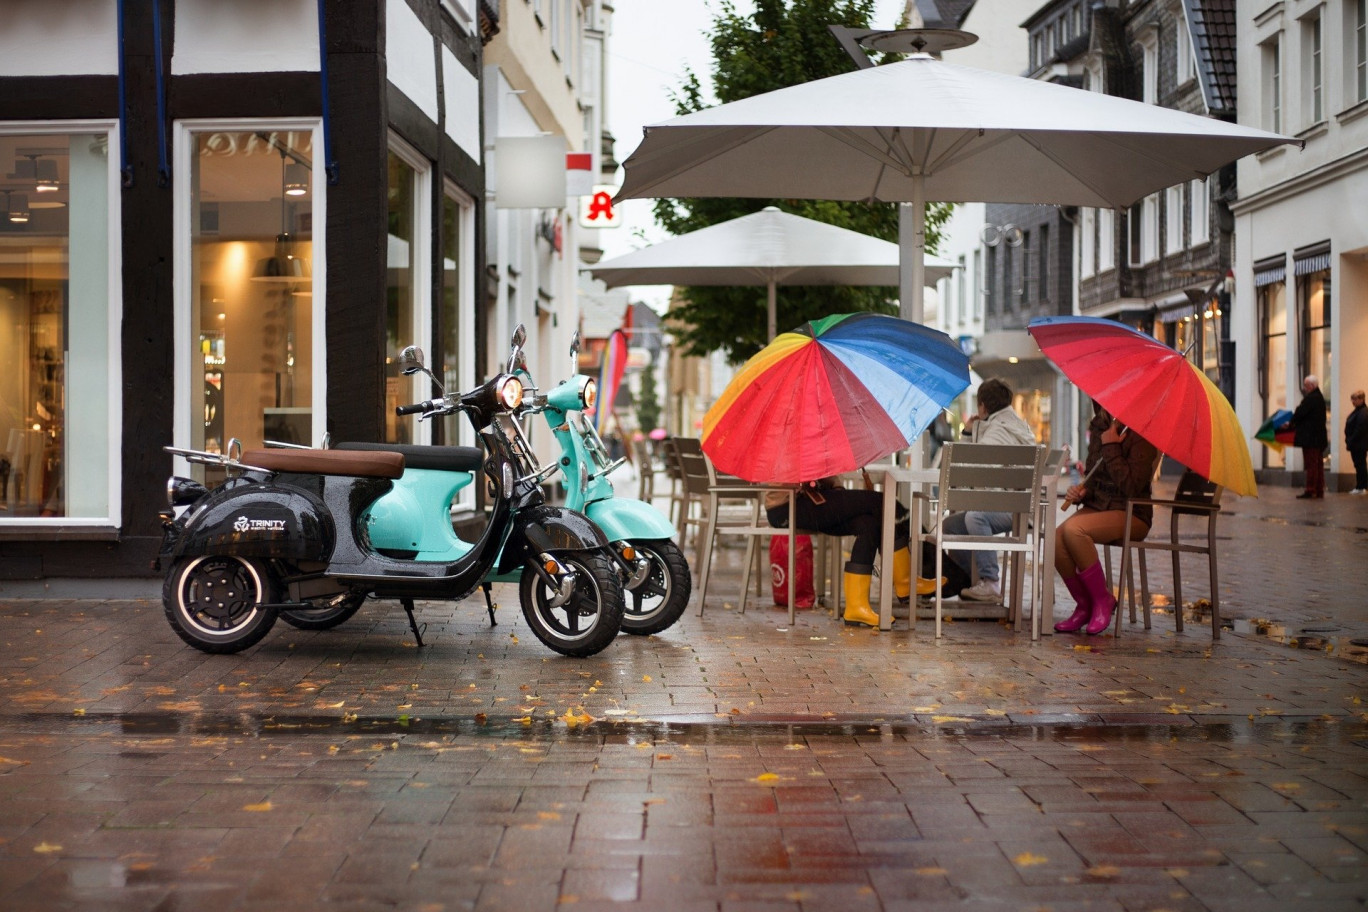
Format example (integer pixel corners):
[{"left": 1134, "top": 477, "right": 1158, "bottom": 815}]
[{"left": 944, "top": 378, "right": 1037, "bottom": 602}]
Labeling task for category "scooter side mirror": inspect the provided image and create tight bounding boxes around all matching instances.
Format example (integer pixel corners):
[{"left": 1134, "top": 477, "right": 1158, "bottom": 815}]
[
  {"left": 399, "top": 345, "right": 444, "bottom": 395},
  {"left": 507, "top": 324, "right": 528, "bottom": 373},
  {"left": 569, "top": 330, "right": 581, "bottom": 359},
  {"left": 398, "top": 346, "right": 426, "bottom": 375}
]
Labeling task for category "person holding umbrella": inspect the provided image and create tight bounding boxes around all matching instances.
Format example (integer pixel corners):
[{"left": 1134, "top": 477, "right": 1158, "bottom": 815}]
[
  {"left": 1053, "top": 402, "right": 1161, "bottom": 635},
  {"left": 764, "top": 482, "right": 936, "bottom": 628},
  {"left": 1285, "top": 375, "right": 1328, "bottom": 499}
]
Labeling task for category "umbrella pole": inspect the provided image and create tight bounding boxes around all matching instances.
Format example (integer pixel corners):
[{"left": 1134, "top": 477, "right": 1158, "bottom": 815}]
[
  {"left": 767, "top": 281, "right": 777, "bottom": 342},
  {"left": 899, "top": 176, "right": 928, "bottom": 472},
  {"left": 898, "top": 174, "right": 927, "bottom": 325}
]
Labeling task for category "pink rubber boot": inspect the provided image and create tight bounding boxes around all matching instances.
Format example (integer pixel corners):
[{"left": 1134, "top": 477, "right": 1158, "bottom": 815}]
[
  {"left": 1053, "top": 573, "right": 1092, "bottom": 633},
  {"left": 1078, "top": 562, "right": 1117, "bottom": 635}
]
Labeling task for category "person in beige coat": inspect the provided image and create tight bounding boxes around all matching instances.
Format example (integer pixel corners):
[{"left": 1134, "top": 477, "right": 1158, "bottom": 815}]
[{"left": 945, "top": 379, "right": 1037, "bottom": 602}]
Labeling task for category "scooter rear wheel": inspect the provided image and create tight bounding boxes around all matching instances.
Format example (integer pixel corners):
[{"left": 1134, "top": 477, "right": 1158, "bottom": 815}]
[
  {"left": 279, "top": 592, "right": 366, "bottom": 630},
  {"left": 621, "top": 539, "right": 691, "bottom": 636},
  {"left": 519, "top": 552, "right": 624, "bottom": 657},
  {"left": 163, "top": 555, "right": 279, "bottom": 654}
]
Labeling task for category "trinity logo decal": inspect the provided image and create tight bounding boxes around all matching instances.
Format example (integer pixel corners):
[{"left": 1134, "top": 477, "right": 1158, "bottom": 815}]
[{"left": 233, "top": 515, "right": 287, "bottom": 534}]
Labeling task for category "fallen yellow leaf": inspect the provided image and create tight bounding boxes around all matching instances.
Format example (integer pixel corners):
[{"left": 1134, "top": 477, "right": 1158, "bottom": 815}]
[{"left": 242, "top": 802, "right": 272, "bottom": 812}]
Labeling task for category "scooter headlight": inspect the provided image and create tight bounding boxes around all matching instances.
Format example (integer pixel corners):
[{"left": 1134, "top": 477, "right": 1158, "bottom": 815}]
[
  {"left": 581, "top": 378, "right": 597, "bottom": 411},
  {"left": 166, "top": 476, "right": 208, "bottom": 507},
  {"left": 497, "top": 376, "right": 524, "bottom": 410}
]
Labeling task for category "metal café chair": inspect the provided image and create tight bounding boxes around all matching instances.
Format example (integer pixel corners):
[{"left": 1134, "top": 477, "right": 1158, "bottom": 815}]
[
  {"left": 1114, "top": 469, "right": 1224, "bottom": 639},
  {"left": 923, "top": 442, "right": 1046, "bottom": 639}
]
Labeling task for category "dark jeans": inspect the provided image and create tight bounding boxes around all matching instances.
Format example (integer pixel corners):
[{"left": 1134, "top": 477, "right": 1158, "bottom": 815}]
[
  {"left": 1352, "top": 448, "right": 1367, "bottom": 490},
  {"left": 767, "top": 487, "right": 909, "bottom": 571}
]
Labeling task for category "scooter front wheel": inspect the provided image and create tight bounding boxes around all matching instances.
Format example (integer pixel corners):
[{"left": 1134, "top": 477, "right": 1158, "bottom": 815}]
[
  {"left": 519, "top": 551, "right": 625, "bottom": 657},
  {"left": 621, "top": 539, "right": 691, "bottom": 636},
  {"left": 163, "top": 555, "right": 279, "bottom": 654}
]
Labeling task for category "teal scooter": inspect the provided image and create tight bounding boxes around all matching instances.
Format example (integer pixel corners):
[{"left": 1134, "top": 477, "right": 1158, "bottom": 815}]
[
  {"left": 280, "top": 329, "right": 688, "bottom": 637},
  {"left": 527, "top": 332, "right": 690, "bottom": 635}
]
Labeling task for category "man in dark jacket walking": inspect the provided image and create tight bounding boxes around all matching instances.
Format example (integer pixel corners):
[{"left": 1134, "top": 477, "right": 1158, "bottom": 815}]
[
  {"left": 1346, "top": 390, "right": 1367, "bottom": 495},
  {"left": 1288, "top": 375, "right": 1328, "bottom": 499}
]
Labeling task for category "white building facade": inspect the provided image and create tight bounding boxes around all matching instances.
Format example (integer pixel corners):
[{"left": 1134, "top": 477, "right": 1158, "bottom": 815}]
[{"left": 1232, "top": 0, "right": 1368, "bottom": 488}]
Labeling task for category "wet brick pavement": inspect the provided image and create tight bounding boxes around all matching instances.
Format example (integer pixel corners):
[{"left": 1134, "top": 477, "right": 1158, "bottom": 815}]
[{"left": 0, "top": 482, "right": 1364, "bottom": 910}]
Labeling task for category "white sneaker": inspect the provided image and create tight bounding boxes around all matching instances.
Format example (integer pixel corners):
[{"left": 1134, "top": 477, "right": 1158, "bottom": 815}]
[
  {"left": 959, "top": 580, "right": 1001, "bottom": 601},
  {"left": 1351, "top": 489, "right": 1367, "bottom": 496}
]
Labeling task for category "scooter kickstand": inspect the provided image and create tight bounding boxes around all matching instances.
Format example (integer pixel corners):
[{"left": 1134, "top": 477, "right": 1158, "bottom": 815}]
[
  {"left": 400, "top": 598, "right": 427, "bottom": 647},
  {"left": 481, "top": 583, "right": 498, "bottom": 627}
]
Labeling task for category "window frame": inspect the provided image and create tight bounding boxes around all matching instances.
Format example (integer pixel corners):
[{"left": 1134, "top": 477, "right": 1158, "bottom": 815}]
[
  {"left": 1165, "top": 184, "right": 1184, "bottom": 255},
  {"left": 1303, "top": 11, "right": 1324, "bottom": 125},
  {"left": 172, "top": 118, "right": 327, "bottom": 472},
  {"left": 1190, "top": 178, "right": 1210, "bottom": 246},
  {"left": 0, "top": 119, "right": 123, "bottom": 531},
  {"left": 1263, "top": 36, "right": 1283, "bottom": 134},
  {"left": 1080, "top": 207, "right": 1096, "bottom": 278},
  {"left": 386, "top": 130, "right": 434, "bottom": 445},
  {"left": 1098, "top": 208, "right": 1115, "bottom": 272},
  {"left": 440, "top": 177, "right": 477, "bottom": 511},
  {"left": 1356, "top": 0, "right": 1368, "bottom": 104}
]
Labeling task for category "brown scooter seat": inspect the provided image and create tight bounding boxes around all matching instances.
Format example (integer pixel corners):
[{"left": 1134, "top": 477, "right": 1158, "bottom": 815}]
[
  {"left": 241, "top": 448, "right": 405, "bottom": 479},
  {"left": 334, "top": 441, "right": 484, "bottom": 473}
]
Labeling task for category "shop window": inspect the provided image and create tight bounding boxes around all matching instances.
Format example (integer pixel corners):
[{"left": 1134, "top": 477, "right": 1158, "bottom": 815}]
[
  {"left": 0, "top": 128, "right": 119, "bottom": 524},
  {"left": 1256, "top": 263, "right": 1287, "bottom": 468},
  {"left": 1200, "top": 306, "right": 1222, "bottom": 383},
  {"left": 1296, "top": 251, "right": 1332, "bottom": 397},
  {"left": 181, "top": 124, "right": 319, "bottom": 480},
  {"left": 386, "top": 137, "right": 432, "bottom": 444}
]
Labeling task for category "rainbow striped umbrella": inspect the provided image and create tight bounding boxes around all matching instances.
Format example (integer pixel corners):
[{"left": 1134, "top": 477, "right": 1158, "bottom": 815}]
[
  {"left": 702, "top": 313, "right": 970, "bottom": 484},
  {"left": 1027, "top": 315, "right": 1257, "bottom": 497},
  {"left": 596, "top": 329, "right": 628, "bottom": 436}
]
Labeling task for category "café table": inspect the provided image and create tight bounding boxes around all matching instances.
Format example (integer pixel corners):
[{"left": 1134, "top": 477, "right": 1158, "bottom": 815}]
[
  {"left": 859, "top": 464, "right": 939, "bottom": 631},
  {"left": 864, "top": 454, "right": 1067, "bottom": 638}
]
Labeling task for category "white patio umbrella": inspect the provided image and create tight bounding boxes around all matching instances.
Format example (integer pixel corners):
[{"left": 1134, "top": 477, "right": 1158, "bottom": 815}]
[
  {"left": 588, "top": 206, "right": 957, "bottom": 340},
  {"left": 617, "top": 47, "right": 1299, "bottom": 323}
]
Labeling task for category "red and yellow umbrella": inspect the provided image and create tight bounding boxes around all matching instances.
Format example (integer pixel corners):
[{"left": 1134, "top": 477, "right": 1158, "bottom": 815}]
[
  {"left": 1027, "top": 315, "right": 1257, "bottom": 497},
  {"left": 703, "top": 313, "right": 970, "bottom": 484}
]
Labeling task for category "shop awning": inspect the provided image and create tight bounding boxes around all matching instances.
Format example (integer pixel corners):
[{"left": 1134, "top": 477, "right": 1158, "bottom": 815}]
[{"left": 1294, "top": 241, "right": 1331, "bottom": 276}]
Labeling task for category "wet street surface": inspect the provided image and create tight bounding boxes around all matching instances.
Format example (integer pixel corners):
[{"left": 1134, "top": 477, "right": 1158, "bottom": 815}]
[{"left": 0, "top": 483, "right": 1365, "bottom": 909}]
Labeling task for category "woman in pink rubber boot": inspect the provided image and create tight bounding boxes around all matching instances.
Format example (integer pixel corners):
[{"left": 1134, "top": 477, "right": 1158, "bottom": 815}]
[{"left": 1053, "top": 402, "right": 1160, "bottom": 635}]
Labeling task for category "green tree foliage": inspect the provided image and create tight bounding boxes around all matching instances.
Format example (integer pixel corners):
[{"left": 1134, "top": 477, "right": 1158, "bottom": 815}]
[
  {"left": 655, "top": 0, "right": 952, "bottom": 364},
  {"left": 635, "top": 361, "right": 662, "bottom": 432}
]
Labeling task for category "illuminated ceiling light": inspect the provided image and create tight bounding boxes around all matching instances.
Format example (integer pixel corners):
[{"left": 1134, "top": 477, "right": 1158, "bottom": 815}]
[
  {"left": 283, "top": 161, "right": 309, "bottom": 197},
  {"left": 7, "top": 191, "right": 30, "bottom": 224},
  {"left": 34, "top": 158, "right": 59, "bottom": 192}
]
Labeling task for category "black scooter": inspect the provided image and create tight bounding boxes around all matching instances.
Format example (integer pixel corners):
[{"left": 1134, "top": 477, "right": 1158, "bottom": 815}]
[{"left": 156, "top": 327, "right": 626, "bottom": 657}]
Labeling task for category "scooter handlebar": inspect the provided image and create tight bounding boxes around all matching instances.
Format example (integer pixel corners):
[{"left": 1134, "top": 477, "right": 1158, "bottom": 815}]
[{"left": 396, "top": 399, "right": 443, "bottom": 416}]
